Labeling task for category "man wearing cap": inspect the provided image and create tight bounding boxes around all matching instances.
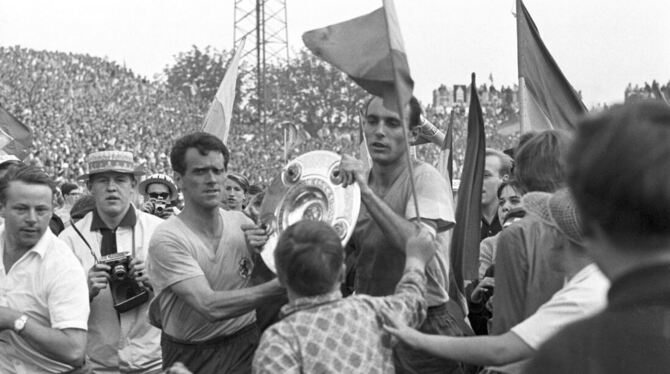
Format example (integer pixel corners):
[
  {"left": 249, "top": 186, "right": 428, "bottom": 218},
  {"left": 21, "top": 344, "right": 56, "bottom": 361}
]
[
  {"left": 0, "top": 155, "right": 22, "bottom": 179},
  {"left": 138, "top": 173, "right": 180, "bottom": 219},
  {"left": 60, "top": 150, "right": 163, "bottom": 373},
  {"left": 525, "top": 101, "right": 670, "bottom": 373},
  {"left": 0, "top": 166, "right": 90, "bottom": 373}
]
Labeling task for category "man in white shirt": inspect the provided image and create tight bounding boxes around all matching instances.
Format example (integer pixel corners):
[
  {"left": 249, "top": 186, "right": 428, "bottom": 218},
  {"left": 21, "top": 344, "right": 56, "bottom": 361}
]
[{"left": 0, "top": 166, "right": 90, "bottom": 373}]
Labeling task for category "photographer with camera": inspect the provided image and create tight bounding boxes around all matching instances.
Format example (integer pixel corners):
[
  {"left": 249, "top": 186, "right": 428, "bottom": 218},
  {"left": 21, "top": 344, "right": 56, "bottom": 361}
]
[
  {"left": 60, "top": 151, "right": 163, "bottom": 373},
  {"left": 138, "top": 173, "right": 180, "bottom": 219}
]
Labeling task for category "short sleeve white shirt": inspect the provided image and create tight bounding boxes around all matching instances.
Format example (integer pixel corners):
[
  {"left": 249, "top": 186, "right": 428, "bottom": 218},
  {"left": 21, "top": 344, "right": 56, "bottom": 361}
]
[
  {"left": 491, "top": 264, "right": 609, "bottom": 374},
  {"left": 0, "top": 227, "right": 89, "bottom": 373}
]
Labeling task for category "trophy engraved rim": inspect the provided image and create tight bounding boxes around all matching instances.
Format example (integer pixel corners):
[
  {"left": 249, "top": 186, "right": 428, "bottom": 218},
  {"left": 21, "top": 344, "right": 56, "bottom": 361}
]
[{"left": 259, "top": 150, "right": 361, "bottom": 273}]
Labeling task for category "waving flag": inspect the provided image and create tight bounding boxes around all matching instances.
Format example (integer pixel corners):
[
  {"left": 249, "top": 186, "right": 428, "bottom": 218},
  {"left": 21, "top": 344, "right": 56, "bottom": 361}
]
[
  {"left": 303, "top": 0, "right": 421, "bottom": 216},
  {"left": 517, "top": 0, "right": 586, "bottom": 132},
  {"left": 303, "top": 0, "right": 413, "bottom": 114},
  {"left": 0, "top": 104, "right": 32, "bottom": 159},
  {"left": 202, "top": 38, "right": 246, "bottom": 144},
  {"left": 281, "top": 122, "right": 311, "bottom": 162}
]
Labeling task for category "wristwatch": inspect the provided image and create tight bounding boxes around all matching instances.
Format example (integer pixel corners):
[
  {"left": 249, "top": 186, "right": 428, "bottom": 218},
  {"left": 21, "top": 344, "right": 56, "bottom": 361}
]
[{"left": 13, "top": 314, "right": 28, "bottom": 334}]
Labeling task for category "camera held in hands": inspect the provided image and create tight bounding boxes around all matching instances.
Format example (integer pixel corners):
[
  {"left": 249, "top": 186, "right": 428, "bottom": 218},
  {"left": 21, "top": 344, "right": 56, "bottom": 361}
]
[{"left": 98, "top": 253, "right": 149, "bottom": 313}]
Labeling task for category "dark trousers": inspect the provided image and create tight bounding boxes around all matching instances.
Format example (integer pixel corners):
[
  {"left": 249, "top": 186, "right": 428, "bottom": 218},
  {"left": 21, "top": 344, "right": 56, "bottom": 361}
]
[
  {"left": 394, "top": 301, "right": 476, "bottom": 374},
  {"left": 161, "top": 323, "right": 259, "bottom": 374}
]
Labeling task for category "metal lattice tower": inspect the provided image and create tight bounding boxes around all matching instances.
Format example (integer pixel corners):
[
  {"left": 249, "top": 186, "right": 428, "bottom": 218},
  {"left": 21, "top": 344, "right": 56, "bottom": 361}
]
[{"left": 234, "top": 0, "right": 289, "bottom": 139}]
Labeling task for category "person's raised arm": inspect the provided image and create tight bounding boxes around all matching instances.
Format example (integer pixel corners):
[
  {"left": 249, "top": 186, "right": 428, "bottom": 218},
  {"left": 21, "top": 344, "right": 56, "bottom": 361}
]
[{"left": 339, "top": 155, "right": 434, "bottom": 250}]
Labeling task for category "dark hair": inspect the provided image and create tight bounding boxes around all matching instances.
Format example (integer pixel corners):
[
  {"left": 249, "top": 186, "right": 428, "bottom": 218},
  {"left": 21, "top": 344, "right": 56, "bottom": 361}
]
[
  {"left": 61, "top": 182, "right": 79, "bottom": 196},
  {"left": 408, "top": 96, "right": 422, "bottom": 129},
  {"left": 514, "top": 130, "right": 572, "bottom": 193},
  {"left": 0, "top": 160, "right": 22, "bottom": 172},
  {"left": 70, "top": 195, "right": 96, "bottom": 222},
  {"left": 517, "top": 131, "right": 538, "bottom": 150},
  {"left": 568, "top": 101, "right": 670, "bottom": 248},
  {"left": 497, "top": 178, "right": 523, "bottom": 199},
  {"left": 274, "top": 220, "right": 344, "bottom": 296},
  {"left": 170, "top": 132, "right": 230, "bottom": 175},
  {"left": 364, "top": 95, "right": 422, "bottom": 128},
  {"left": 0, "top": 166, "right": 57, "bottom": 204}
]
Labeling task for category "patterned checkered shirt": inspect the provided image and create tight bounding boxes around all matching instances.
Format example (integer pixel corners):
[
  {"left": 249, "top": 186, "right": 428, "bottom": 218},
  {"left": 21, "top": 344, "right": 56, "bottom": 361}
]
[{"left": 253, "top": 268, "right": 427, "bottom": 373}]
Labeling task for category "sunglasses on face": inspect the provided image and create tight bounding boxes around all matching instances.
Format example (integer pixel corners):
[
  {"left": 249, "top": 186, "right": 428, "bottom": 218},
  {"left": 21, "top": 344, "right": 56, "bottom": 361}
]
[{"left": 148, "top": 192, "right": 170, "bottom": 200}]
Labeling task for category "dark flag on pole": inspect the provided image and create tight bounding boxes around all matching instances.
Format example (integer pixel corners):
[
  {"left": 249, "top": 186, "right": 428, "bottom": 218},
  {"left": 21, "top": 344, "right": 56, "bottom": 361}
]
[
  {"left": 0, "top": 104, "right": 32, "bottom": 159},
  {"left": 517, "top": 0, "right": 586, "bottom": 132},
  {"left": 450, "top": 74, "right": 486, "bottom": 296}
]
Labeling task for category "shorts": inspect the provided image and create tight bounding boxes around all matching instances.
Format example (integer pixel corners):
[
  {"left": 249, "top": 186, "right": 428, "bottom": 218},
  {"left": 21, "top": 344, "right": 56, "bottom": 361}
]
[{"left": 161, "top": 323, "right": 259, "bottom": 374}]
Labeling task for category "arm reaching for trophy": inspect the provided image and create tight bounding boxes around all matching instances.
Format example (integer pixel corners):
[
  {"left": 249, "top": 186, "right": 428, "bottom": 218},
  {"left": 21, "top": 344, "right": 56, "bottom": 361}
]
[{"left": 339, "top": 154, "right": 437, "bottom": 250}]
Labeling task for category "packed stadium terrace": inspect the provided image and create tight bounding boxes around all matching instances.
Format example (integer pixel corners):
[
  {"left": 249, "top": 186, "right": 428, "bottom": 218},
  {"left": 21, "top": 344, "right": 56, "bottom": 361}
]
[{"left": 1, "top": 46, "right": 665, "bottom": 186}]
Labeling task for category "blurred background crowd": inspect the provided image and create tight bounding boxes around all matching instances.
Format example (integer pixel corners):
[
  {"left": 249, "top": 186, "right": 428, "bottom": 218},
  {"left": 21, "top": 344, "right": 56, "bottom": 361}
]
[{"left": 1, "top": 45, "right": 667, "bottom": 187}]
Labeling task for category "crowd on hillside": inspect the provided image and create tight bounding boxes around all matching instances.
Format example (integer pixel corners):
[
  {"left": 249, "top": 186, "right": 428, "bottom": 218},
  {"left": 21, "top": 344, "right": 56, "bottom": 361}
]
[
  {"left": 1, "top": 46, "right": 662, "bottom": 188},
  {"left": 1, "top": 47, "right": 521, "bottom": 187},
  {"left": 2, "top": 45, "right": 670, "bottom": 374},
  {"left": 0, "top": 46, "right": 202, "bottom": 183}
]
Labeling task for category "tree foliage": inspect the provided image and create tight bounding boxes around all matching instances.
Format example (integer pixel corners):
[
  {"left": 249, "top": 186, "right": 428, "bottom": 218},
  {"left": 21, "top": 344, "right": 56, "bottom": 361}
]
[
  {"left": 262, "top": 50, "right": 368, "bottom": 135},
  {"left": 163, "top": 45, "right": 229, "bottom": 103},
  {"left": 163, "top": 46, "right": 368, "bottom": 136}
]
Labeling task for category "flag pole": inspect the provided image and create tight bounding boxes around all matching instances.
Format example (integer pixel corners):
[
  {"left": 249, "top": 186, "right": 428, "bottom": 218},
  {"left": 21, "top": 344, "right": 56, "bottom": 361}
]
[
  {"left": 518, "top": 77, "right": 530, "bottom": 134},
  {"left": 283, "top": 125, "right": 288, "bottom": 164},
  {"left": 382, "top": 0, "right": 421, "bottom": 220}
]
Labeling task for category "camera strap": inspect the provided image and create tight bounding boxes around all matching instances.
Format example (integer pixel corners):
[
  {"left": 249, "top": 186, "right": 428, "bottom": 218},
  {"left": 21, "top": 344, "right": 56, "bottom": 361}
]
[{"left": 71, "top": 220, "right": 137, "bottom": 263}]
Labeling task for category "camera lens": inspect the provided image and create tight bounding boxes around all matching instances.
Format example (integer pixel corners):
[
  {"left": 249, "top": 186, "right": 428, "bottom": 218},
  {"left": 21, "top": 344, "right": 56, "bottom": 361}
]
[{"left": 113, "top": 264, "right": 127, "bottom": 280}]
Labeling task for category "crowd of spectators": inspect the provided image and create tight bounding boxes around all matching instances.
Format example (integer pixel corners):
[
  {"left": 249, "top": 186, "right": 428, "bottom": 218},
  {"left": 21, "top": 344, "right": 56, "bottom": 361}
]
[
  {"left": 0, "top": 46, "right": 202, "bottom": 183},
  {"left": 624, "top": 80, "right": 670, "bottom": 103},
  {"left": 5, "top": 45, "right": 642, "bottom": 188}
]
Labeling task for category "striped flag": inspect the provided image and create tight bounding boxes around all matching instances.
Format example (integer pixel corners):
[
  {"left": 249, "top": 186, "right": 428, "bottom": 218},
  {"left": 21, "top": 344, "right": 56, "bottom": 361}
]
[
  {"left": 302, "top": 0, "right": 413, "bottom": 120},
  {"left": 202, "top": 38, "right": 246, "bottom": 144},
  {"left": 517, "top": 0, "right": 586, "bottom": 132},
  {"left": 303, "top": 0, "right": 421, "bottom": 217},
  {"left": 0, "top": 104, "right": 32, "bottom": 159}
]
